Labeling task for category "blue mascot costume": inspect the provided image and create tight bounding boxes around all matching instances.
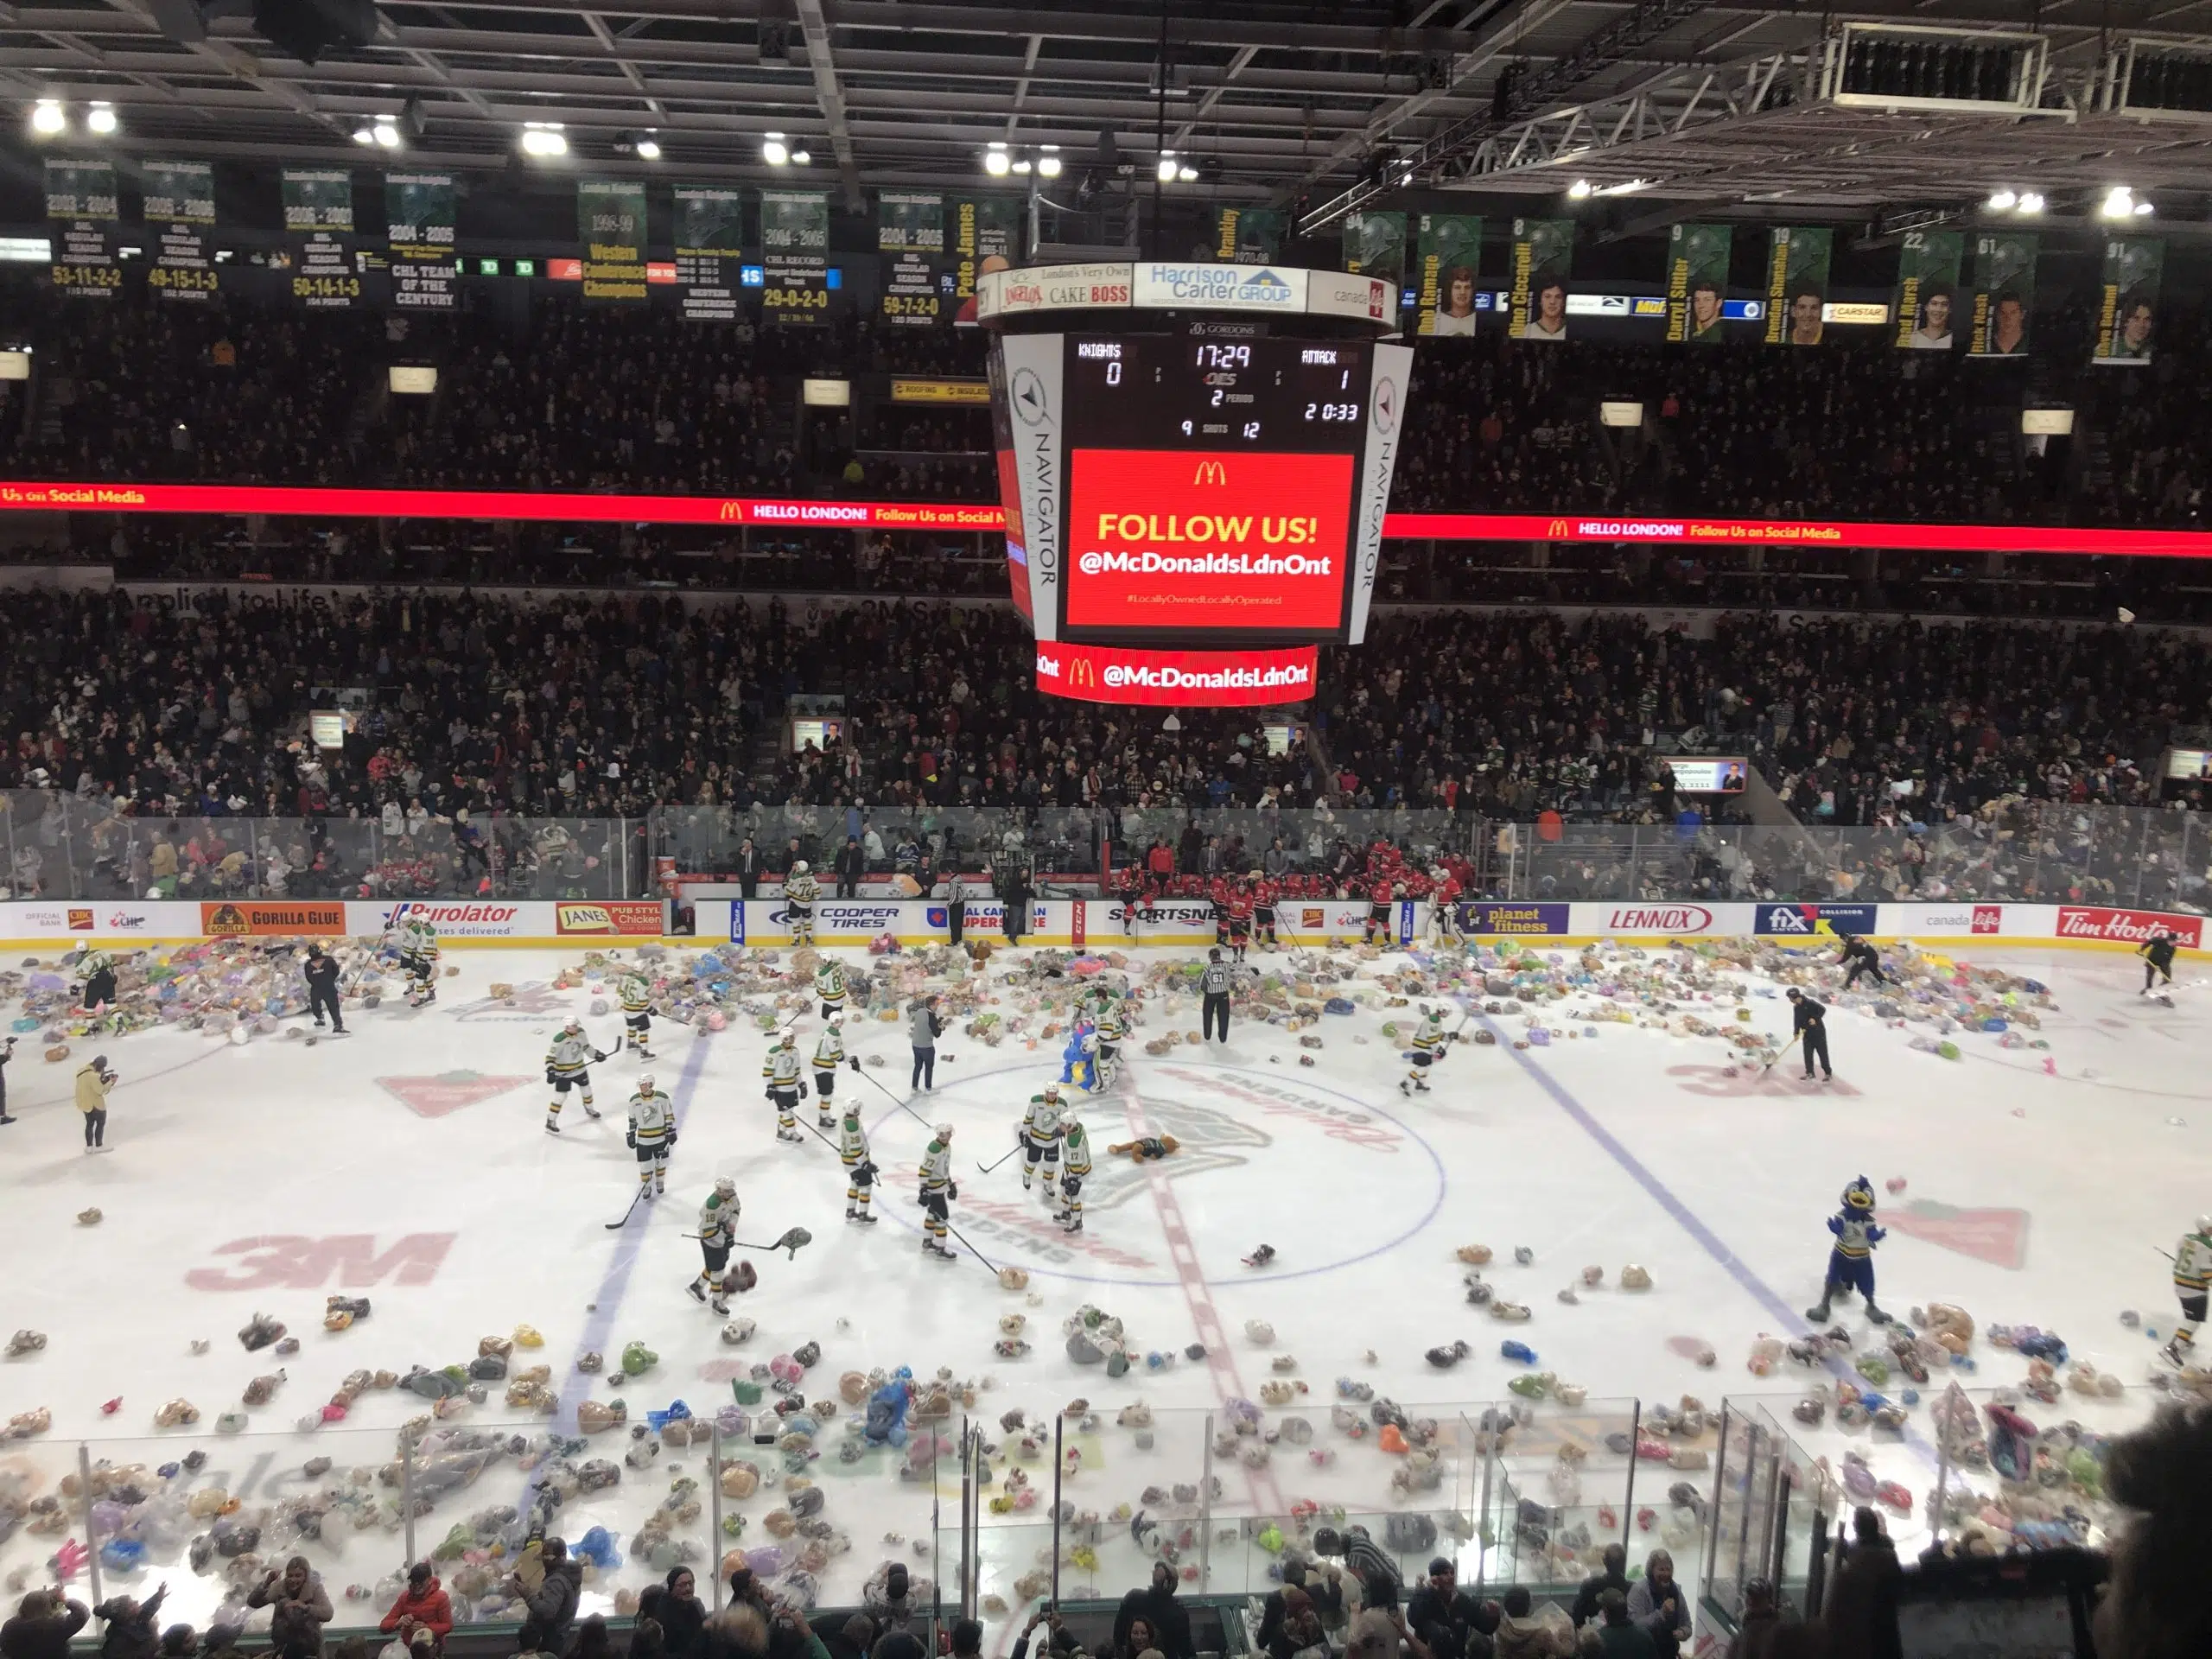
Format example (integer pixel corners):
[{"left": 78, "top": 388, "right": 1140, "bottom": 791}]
[
  {"left": 1806, "top": 1175, "right": 1891, "bottom": 1325},
  {"left": 1061, "top": 1016, "right": 1103, "bottom": 1092}
]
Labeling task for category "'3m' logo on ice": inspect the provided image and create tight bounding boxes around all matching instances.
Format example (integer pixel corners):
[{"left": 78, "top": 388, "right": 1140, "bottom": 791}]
[{"left": 185, "top": 1233, "right": 456, "bottom": 1291}]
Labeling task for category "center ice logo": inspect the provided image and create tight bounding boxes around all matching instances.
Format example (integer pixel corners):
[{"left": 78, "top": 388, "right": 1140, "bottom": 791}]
[{"left": 1082, "top": 1096, "right": 1271, "bottom": 1213}]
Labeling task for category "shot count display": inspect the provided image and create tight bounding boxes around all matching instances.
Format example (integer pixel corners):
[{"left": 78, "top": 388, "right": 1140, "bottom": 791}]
[{"left": 1063, "top": 334, "right": 1372, "bottom": 637}]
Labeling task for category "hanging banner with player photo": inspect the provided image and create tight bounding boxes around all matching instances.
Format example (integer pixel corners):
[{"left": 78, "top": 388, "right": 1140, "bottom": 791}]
[
  {"left": 1343, "top": 209, "right": 1407, "bottom": 285},
  {"left": 1209, "top": 207, "right": 1285, "bottom": 264},
  {"left": 1967, "top": 232, "right": 2036, "bottom": 357},
  {"left": 760, "top": 188, "right": 830, "bottom": 324},
  {"left": 576, "top": 180, "right": 648, "bottom": 303},
  {"left": 951, "top": 195, "right": 1023, "bottom": 322},
  {"left": 143, "top": 160, "right": 219, "bottom": 302},
  {"left": 2093, "top": 237, "right": 2162, "bottom": 366},
  {"left": 45, "top": 159, "right": 119, "bottom": 300},
  {"left": 1891, "top": 229, "right": 1962, "bottom": 352},
  {"left": 878, "top": 191, "right": 945, "bottom": 326},
  {"left": 385, "top": 172, "right": 459, "bottom": 311},
  {"left": 1665, "top": 223, "right": 1732, "bottom": 343},
  {"left": 1509, "top": 218, "right": 1573, "bottom": 340},
  {"left": 1414, "top": 213, "right": 1483, "bottom": 337},
  {"left": 282, "top": 169, "right": 358, "bottom": 310},
  {"left": 1763, "top": 227, "right": 1832, "bottom": 346},
  {"left": 673, "top": 186, "right": 743, "bottom": 322}
]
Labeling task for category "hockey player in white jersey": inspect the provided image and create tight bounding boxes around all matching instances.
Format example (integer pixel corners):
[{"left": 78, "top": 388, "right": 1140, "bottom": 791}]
[
  {"left": 1020, "top": 1084, "right": 1066, "bottom": 1203},
  {"left": 544, "top": 1018, "right": 607, "bottom": 1134},
  {"left": 762, "top": 1031, "right": 805, "bottom": 1143},
  {"left": 811, "top": 1014, "right": 847, "bottom": 1130},
  {"left": 785, "top": 861, "right": 820, "bottom": 946},
  {"left": 2164, "top": 1215, "right": 2212, "bottom": 1367},
  {"left": 815, "top": 957, "right": 848, "bottom": 1020},
  {"left": 403, "top": 918, "right": 440, "bottom": 1007},
  {"left": 619, "top": 968, "right": 656, "bottom": 1059},
  {"left": 839, "top": 1108, "right": 877, "bottom": 1224},
  {"left": 918, "top": 1122, "right": 957, "bottom": 1260},
  {"left": 1402, "top": 1007, "right": 1450, "bottom": 1096},
  {"left": 626, "top": 1073, "right": 676, "bottom": 1200},
  {"left": 1056, "top": 1118, "right": 1092, "bottom": 1235},
  {"left": 690, "top": 1177, "right": 741, "bottom": 1313}
]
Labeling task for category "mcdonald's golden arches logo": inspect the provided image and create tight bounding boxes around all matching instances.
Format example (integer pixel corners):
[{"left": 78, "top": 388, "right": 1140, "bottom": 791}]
[
  {"left": 1192, "top": 460, "right": 1229, "bottom": 487},
  {"left": 719, "top": 501, "right": 744, "bottom": 521},
  {"left": 1547, "top": 518, "right": 1570, "bottom": 538},
  {"left": 1070, "top": 658, "right": 1098, "bottom": 688}
]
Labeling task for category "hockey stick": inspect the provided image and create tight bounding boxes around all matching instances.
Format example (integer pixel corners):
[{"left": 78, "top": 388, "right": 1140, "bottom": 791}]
[
  {"left": 603, "top": 1185, "right": 649, "bottom": 1230},
  {"left": 731, "top": 1227, "right": 815, "bottom": 1259},
  {"left": 850, "top": 1050, "right": 944, "bottom": 1133},
  {"left": 939, "top": 1216, "right": 1000, "bottom": 1273},
  {"left": 977, "top": 1141, "right": 1025, "bottom": 1175}
]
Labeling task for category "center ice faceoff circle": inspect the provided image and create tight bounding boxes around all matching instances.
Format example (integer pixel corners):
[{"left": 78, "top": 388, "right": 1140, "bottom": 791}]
[{"left": 862, "top": 1057, "right": 1448, "bottom": 1287}]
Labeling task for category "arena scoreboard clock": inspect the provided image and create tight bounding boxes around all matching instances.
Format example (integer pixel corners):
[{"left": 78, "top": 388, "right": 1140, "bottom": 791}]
[{"left": 985, "top": 265, "right": 1409, "bottom": 665}]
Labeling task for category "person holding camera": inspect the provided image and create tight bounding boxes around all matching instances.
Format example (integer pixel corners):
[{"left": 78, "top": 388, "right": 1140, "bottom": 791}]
[
  {"left": 0, "top": 1033, "right": 16, "bottom": 1125},
  {"left": 75, "top": 1054, "right": 117, "bottom": 1152}
]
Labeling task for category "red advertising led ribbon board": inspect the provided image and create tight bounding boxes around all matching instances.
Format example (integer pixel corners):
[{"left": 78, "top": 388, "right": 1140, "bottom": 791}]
[
  {"left": 11, "top": 480, "right": 2212, "bottom": 558},
  {"left": 1065, "top": 449, "right": 1354, "bottom": 631},
  {"left": 1034, "top": 641, "right": 1318, "bottom": 706}
]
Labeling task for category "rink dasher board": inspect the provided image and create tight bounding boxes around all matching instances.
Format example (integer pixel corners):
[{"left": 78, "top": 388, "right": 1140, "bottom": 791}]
[{"left": 0, "top": 897, "right": 2201, "bottom": 955}]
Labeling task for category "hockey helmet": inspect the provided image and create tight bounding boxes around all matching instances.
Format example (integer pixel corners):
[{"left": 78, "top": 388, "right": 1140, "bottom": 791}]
[
  {"left": 1044, "top": 1084, "right": 1062, "bottom": 1101},
  {"left": 935, "top": 1122, "right": 955, "bottom": 1141},
  {"left": 1841, "top": 1176, "right": 1876, "bottom": 1211},
  {"left": 563, "top": 1018, "right": 582, "bottom": 1033},
  {"left": 1064, "top": 1119, "right": 1086, "bottom": 1141},
  {"left": 715, "top": 1176, "right": 737, "bottom": 1197},
  {"left": 792, "top": 860, "right": 810, "bottom": 875},
  {"left": 638, "top": 1074, "right": 656, "bottom": 1094},
  {"left": 829, "top": 1011, "right": 844, "bottom": 1026},
  {"left": 779, "top": 1030, "right": 797, "bottom": 1046},
  {"left": 2198, "top": 1214, "right": 2212, "bottom": 1235}
]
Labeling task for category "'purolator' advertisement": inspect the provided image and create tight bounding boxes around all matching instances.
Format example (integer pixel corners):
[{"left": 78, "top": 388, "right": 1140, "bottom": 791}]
[{"left": 1065, "top": 449, "right": 1352, "bottom": 631}]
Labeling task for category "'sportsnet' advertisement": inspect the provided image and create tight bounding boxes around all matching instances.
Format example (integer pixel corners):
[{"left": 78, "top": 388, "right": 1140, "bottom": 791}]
[
  {"left": 1034, "top": 642, "right": 1318, "bottom": 708},
  {"left": 1065, "top": 449, "right": 1353, "bottom": 631}
]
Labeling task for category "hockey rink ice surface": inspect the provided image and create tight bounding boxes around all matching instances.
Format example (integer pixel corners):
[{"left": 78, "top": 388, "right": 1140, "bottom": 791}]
[{"left": 1, "top": 939, "right": 2204, "bottom": 1636}]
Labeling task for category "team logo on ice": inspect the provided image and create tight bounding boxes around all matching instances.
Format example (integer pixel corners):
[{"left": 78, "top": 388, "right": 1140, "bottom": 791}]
[
  {"left": 452, "top": 981, "right": 570, "bottom": 1021},
  {"left": 377, "top": 1071, "right": 535, "bottom": 1118}
]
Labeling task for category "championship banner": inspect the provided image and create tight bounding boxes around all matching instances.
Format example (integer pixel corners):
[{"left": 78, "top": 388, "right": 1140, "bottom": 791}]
[
  {"left": 44, "top": 160, "right": 118, "bottom": 300},
  {"left": 951, "top": 195, "right": 1023, "bottom": 321},
  {"left": 282, "top": 169, "right": 359, "bottom": 310},
  {"left": 2093, "top": 236, "right": 2162, "bottom": 365},
  {"left": 877, "top": 191, "right": 945, "bottom": 326},
  {"left": 142, "top": 161, "right": 219, "bottom": 302},
  {"left": 1892, "top": 229, "right": 1962, "bottom": 351},
  {"left": 1508, "top": 219, "right": 1573, "bottom": 340},
  {"left": 1209, "top": 207, "right": 1285, "bottom": 265},
  {"left": 1763, "top": 227, "right": 1831, "bottom": 346},
  {"left": 385, "top": 173, "right": 459, "bottom": 311},
  {"left": 1414, "top": 213, "right": 1482, "bottom": 337},
  {"left": 760, "top": 188, "right": 830, "bottom": 324},
  {"left": 1664, "top": 223, "right": 1731, "bottom": 343},
  {"left": 673, "top": 187, "right": 743, "bottom": 322},
  {"left": 1967, "top": 232, "right": 2036, "bottom": 357},
  {"left": 1342, "top": 210, "right": 1407, "bottom": 284},
  {"left": 577, "top": 180, "right": 648, "bottom": 302}
]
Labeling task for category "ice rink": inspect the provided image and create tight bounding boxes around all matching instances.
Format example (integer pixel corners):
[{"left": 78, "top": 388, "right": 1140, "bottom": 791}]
[{"left": 2, "top": 934, "right": 2203, "bottom": 1638}]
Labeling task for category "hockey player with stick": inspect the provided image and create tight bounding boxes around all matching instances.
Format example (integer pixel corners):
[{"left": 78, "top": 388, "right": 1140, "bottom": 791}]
[
  {"left": 811, "top": 1014, "right": 846, "bottom": 1130},
  {"left": 1402, "top": 1008, "right": 1449, "bottom": 1096},
  {"left": 544, "top": 1019, "right": 607, "bottom": 1133},
  {"left": 2162, "top": 1215, "right": 2212, "bottom": 1367},
  {"left": 1225, "top": 879, "right": 1255, "bottom": 963},
  {"left": 785, "top": 861, "right": 820, "bottom": 947},
  {"left": 1805, "top": 1177, "right": 1891, "bottom": 1325},
  {"left": 1251, "top": 872, "right": 1280, "bottom": 951},
  {"left": 1094, "top": 998, "right": 1127, "bottom": 1087},
  {"left": 918, "top": 1122, "right": 957, "bottom": 1261},
  {"left": 690, "top": 1178, "right": 741, "bottom": 1312},
  {"left": 815, "top": 957, "right": 848, "bottom": 1021},
  {"left": 75, "top": 943, "right": 118, "bottom": 1013},
  {"left": 1836, "top": 935, "right": 1888, "bottom": 990},
  {"left": 2139, "top": 928, "right": 2180, "bottom": 1001},
  {"left": 1427, "top": 870, "right": 1464, "bottom": 950},
  {"left": 404, "top": 918, "right": 440, "bottom": 1007},
  {"left": 1020, "top": 1084, "right": 1066, "bottom": 1204},
  {"left": 763, "top": 1031, "right": 805, "bottom": 1143},
  {"left": 1363, "top": 872, "right": 1396, "bottom": 949},
  {"left": 1057, "top": 1118, "right": 1092, "bottom": 1235},
  {"left": 619, "top": 967, "right": 656, "bottom": 1058},
  {"left": 839, "top": 1108, "right": 877, "bottom": 1224},
  {"left": 626, "top": 1073, "right": 676, "bottom": 1202}
]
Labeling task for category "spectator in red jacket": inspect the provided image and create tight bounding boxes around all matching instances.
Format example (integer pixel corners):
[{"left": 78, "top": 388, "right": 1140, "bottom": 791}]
[{"left": 378, "top": 1565, "right": 452, "bottom": 1654}]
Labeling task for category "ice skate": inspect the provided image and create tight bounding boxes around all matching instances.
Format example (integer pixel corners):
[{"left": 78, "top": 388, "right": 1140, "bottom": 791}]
[
  {"left": 851, "top": 1211, "right": 876, "bottom": 1224},
  {"left": 711, "top": 1296, "right": 730, "bottom": 1316},
  {"left": 582, "top": 1103, "right": 601, "bottom": 1119},
  {"left": 777, "top": 1127, "right": 804, "bottom": 1143},
  {"left": 819, "top": 1116, "right": 836, "bottom": 1130},
  {"left": 1063, "top": 1217, "right": 1084, "bottom": 1236},
  {"left": 924, "top": 1240, "right": 957, "bottom": 1261},
  {"left": 544, "top": 1118, "right": 562, "bottom": 1135},
  {"left": 2161, "top": 1335, "right": 2194, "bottom": 1368},
  {"left": 687, "top": 1280, "right": 708, "bottom": 1304}
]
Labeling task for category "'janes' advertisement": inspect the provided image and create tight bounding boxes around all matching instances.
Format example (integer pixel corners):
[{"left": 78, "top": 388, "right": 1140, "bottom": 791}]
[{"left": 1065, "top": 449, "right": 1353, "bottom": 632}]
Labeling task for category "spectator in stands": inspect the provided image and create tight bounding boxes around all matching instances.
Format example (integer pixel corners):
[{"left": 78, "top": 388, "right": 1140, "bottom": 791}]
[
  {"left": 1571, "top": 1545, "right": 1631, "bottom": 1628},
  {"left": 378, "top": 1564, "right": 452, "bottom": 1656},
  {"left": 2, "top": 1592, "right": 91, "bottom": 1659},
  {"left": 2092, "top": 1400, "right": 2212, "bottom": 1658},
  {"left": 637, "top": 1570, "right": 704, "bottom": 1659},
  {"left": 511, "top": 1540, "right": 582, "bottom": 1658},
  {"left": 1723, "top": 1580, "right": 1781, "bottom": 1659},
  {"left": 1407, "top": 1556, "right": 1493, "bottom": 1659},
  {"left": 246, "top": 1558, "right": 334, "bottom": 1659},
  {"left": 1110, "top": 1565, "right": 1192, "bottom": 1659},
  {"left": 1624, "top": 1551, "right": 1691, "bottom": 1657},
  {"left": 1818, "top": 1510, "right": 1900, "bottom": 1659},
  {"left": 1593, "top": 1592, "right": 1656, "bottom": 1659},
  {"left": 92, "top": 1586, "right": 168, "bottom": 1659}
]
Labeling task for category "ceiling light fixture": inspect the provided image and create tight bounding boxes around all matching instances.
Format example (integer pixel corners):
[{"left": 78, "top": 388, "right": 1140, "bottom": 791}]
[
  {"left": 352, "top": 122, "right": 376, "bottom": 144},
  {"left": 372, "top": 118, "right": 399, "bottom": 148},
  {"left": 984, "top": 148, "right": 1011, "bottom": 176},
  {"left": 1156, "top": 151, "right": 1178, "bottom": 181},
  {"left": 790, "top": 144, "right": 810, "bottom": 164},
  {"left": 86, "top": 102, "right": 117, "bottom": 135},
  {"left": 31, "top": 99, "right": 66, "bottom": 137},
  {"left": 521, "top": 121, "right": 567, "bottom": 157},
  {"left": 2101, "top": 186, "right": 2136, "bottom": 219},
  {"left": 2017, "top": 192, "right": 2044, "bottom": 213},
  {"left": 1567, "top": 178, "right": 1593, "bottom": 199},
  {"left": 762, "top": 130, "right": 790, "bottom": 165},
  {"left": 1176, "top": 162, "right": 1197, "bottom": 181},
  {"left": 1037, "top": 152, "right": 1062, "bottom": 177},
  {"left": 1986, "top": 189, "right": 2017, "bottom": 210}
]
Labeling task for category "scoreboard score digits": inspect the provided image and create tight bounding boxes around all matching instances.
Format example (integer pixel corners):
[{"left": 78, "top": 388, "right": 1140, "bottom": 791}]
[{"left": 1065, "top": 335, "right": 1371, "bottom": 453}]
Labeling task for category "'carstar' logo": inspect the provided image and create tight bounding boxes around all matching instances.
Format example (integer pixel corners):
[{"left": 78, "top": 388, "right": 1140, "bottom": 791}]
[{"left": 1605, "top": 905, "right": 1713, "bottom": 932}]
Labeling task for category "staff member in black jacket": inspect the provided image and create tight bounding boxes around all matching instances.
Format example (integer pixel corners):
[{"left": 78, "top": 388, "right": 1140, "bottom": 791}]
[
  {"left": 735, "top": 838, "right": 764, "bottom": 900},
  {"left": 302, "top": 944, "right": 345, "bottom": 1033},
  {"left": 1837, "top": 934, "right": 1888, "bottom": 990},
  {"left": 1787, "top": 988, "right": 1833, "bottom": 1081},
  {"left": 2139, "top": 928, "right": 2179, "bottom": 999},
  {"left": 0, "top": 1033, "right": 15, "bottom": 1125},
  {"left": 834, "top": 836, "right": 865, "bottom": 900}
]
